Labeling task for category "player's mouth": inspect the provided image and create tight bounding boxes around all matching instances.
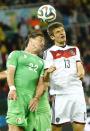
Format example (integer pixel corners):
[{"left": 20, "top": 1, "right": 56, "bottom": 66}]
[{"left": 60, "top": 35, "right": 65, "bottom": 39}]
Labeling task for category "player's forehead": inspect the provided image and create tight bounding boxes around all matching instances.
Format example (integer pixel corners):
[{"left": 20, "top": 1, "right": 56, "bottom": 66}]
[
  {"left": 34, "top": 35, "right": 45, "bottom": 41},
  {"left": 53, "top": 26, "right": 65, "bottom": 33},
  {"left": 31, "top": 36, "right": 45, "bottom": 46}
]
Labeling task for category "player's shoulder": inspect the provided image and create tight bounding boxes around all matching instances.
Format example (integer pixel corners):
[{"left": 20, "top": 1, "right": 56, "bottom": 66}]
[
  {"left": 37, "top": 56, "right": 43, "bottom": 61},
  {"left": 66, "top": 45, "right": 79, "bottom": 50},
  {"left": 8, "top": 50, "right": 22, "bottom": 59},
  {"left": 9, "top": 50, "right": 20, "bottom": 56},
  {"left": 66, "top": 45, "right": 75, "bottom": 48},
  {"left": 37, "top": 56, "right": 44, "bottom": 65}
]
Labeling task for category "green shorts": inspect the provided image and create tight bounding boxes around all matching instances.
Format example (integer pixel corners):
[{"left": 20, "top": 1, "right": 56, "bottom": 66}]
[
  {"left": 26, "top": 92, "right": 51, "bottom": 131},
  {"left": 6, "top": 92, "right": 33, "bottom": 128}
]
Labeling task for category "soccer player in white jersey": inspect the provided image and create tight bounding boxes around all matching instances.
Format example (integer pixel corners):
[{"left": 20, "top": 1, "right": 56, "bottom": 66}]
[{"left": 44, "top": 22, "right": 87, "bottom": 131}]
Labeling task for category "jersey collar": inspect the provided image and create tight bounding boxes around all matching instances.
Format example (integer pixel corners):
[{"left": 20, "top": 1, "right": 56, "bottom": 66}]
[{"left": 54, "top": 44, "right": 67, "bottom": 49}]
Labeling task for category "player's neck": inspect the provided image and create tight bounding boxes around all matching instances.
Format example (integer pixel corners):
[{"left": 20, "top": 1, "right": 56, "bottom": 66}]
[{"left": 55, "top": 42, "right": 66, "bottom": 47}]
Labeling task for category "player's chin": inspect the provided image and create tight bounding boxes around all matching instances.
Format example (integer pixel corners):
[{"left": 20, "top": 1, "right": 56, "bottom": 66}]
[
  {"left": 59, "top": 40, "right": 65, "bottom": 45},
  {"left": 38, "top": 47, "right": 43, "bottom": 52},
  {"left": 36, "top": 48, "right": 42, "bottom": 54}
]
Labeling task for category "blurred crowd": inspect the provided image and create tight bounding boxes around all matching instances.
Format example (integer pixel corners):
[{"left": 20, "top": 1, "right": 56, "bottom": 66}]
[
  {"left": 0, "top": 0, "right": 90, "bottom": 115},
  {"left": 0, "top": 0, "right": 48, "bottom": 6}
]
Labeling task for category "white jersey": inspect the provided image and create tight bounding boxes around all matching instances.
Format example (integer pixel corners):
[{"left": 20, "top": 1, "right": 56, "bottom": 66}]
[{"left": 44, "top": 45, "right": 84, "bottom": 95}]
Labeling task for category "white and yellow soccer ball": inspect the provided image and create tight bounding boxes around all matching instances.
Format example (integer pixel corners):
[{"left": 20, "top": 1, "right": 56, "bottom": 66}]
[{"left": 37, "top": 5, "right": 56, "bottom": 23}]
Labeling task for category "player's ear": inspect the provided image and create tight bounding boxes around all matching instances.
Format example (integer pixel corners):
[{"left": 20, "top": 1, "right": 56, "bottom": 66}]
[{"left": 50, "top": 35, "right": 55, "bottom": 40}]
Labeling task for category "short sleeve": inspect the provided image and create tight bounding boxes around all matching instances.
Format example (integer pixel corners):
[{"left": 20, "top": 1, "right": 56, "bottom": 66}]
[
  {"left": 75, "top": 47, "right": 81, "bottom": 62},
  {"left": 7, "top": 51, "right": 20, "bottom": 68},
  {"left": 43, "top": 50, "right": 54, "bottom": 69}
]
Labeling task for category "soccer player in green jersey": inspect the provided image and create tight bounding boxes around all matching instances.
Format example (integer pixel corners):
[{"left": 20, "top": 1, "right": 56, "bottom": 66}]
[{"left": 6, "top": 31, "right": 51, "bottom": 131}]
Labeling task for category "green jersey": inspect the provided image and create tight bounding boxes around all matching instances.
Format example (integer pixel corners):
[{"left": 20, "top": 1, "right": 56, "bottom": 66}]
[{"left": 7, "top": 51, "right": 44, "bottom": 96}]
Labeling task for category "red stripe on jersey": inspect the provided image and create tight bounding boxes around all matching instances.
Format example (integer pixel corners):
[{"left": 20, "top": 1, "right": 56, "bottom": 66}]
[{"left": 50, "top": 48, "right": 76, "bottom": 59}]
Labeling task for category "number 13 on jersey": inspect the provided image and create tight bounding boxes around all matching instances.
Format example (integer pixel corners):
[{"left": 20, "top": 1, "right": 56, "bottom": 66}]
[{"left": 64, "top": 59, "right": 70, "bottom": 68}]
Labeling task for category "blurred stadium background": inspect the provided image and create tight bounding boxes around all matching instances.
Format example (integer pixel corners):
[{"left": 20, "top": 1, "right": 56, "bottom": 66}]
[{"left": 0, "top": 0, "right": 90, "bottom": 131}]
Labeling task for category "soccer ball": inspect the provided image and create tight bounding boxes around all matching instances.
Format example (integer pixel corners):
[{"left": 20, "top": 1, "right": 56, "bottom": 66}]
[{"left": 37, "top": 5, "right": 56, "bottom": 23}]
